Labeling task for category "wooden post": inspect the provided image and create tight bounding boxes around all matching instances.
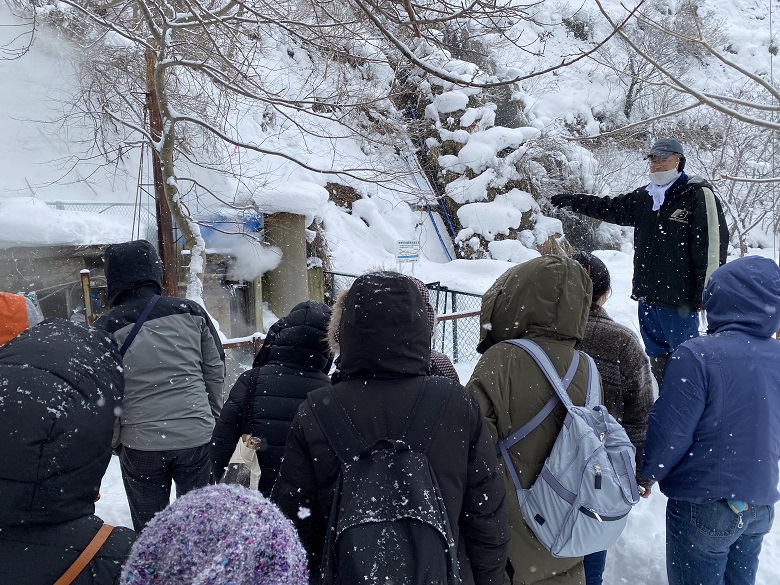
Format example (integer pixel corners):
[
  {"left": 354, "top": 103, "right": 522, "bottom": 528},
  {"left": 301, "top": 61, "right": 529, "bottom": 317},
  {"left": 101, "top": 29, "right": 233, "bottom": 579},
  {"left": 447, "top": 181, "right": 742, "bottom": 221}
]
[
  {"left": 146, "top": 48, "right": 178, "bottom": 297},
  {"left": 80, "top": 269, "right": 94, "bottom": 326}
]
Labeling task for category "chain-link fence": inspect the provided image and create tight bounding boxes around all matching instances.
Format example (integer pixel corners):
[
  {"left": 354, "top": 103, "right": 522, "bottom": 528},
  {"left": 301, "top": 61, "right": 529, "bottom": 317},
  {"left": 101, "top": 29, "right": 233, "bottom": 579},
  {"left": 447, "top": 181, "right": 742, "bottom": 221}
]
[
  {"left": 324, "top": 271, "right": 359, "bottom": 305},
  {"left": 324, "top": 271, "right": 483, "bottom": 364},
  {"left": 430, "top": 288, "right": 482, "bottom": 364}
]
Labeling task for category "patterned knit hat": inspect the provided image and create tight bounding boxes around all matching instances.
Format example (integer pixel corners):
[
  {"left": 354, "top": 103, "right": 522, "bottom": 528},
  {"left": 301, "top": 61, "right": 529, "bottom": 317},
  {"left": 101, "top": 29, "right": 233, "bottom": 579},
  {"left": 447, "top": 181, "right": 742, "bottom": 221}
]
[
  {"left": 410, "top": 276, "right": 437, "bottom": 335},
  {"left": 121, "top": 485, "right": 308, "bottom": 585}
]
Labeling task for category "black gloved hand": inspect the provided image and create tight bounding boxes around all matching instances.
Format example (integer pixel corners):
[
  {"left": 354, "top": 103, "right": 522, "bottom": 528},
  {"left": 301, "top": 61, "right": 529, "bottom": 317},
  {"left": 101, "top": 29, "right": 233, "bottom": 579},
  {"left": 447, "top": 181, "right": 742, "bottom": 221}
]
[{"left": 550, "top": 193, "right": 576, "bottom": 209}]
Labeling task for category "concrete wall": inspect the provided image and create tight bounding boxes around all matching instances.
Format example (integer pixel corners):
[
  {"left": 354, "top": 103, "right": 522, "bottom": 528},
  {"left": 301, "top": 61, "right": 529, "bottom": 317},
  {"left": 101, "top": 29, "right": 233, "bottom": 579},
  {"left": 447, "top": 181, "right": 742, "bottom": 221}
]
[
  {"left": 263, "top": 213, "right": 309, "bottom": 318},
  {"left": 0, "top": 245, "right": 106, "bottom": 319}
]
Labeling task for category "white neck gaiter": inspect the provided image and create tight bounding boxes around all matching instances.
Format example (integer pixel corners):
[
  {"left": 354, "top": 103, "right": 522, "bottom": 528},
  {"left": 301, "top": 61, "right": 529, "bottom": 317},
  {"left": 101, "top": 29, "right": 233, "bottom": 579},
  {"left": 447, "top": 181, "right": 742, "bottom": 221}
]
[{"left": 647, "top": 171, "right": 681, "bottom": 211}]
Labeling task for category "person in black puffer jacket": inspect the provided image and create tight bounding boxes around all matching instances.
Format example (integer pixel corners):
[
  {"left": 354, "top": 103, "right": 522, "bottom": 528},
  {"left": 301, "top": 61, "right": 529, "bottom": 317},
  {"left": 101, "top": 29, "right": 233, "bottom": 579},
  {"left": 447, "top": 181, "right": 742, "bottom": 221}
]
[
  {"left": 271, "top": 272, "right": 508, "bottom": 585},
  {"left": 329, "top": 276, "right": 460, "bottom": 384},
  {"left": 211, "top": 301, "right": 332, "bottom": 497},
  {"left": 0, "top": 319, "right": 135, "bottom": 585}
]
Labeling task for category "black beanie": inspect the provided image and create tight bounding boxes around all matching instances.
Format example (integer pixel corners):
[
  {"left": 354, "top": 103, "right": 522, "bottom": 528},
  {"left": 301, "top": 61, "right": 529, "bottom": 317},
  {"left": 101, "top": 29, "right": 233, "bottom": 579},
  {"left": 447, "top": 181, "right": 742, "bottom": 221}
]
[{"left": 105, "top": 240, "right": 163, "bottom": 306}]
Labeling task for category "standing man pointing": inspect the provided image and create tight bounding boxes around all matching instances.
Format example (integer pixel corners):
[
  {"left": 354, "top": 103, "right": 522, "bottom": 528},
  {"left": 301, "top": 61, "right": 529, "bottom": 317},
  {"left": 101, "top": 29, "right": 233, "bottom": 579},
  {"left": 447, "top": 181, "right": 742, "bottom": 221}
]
[{"left": 552, "top": 139, "right": 728, "bottom": 385}]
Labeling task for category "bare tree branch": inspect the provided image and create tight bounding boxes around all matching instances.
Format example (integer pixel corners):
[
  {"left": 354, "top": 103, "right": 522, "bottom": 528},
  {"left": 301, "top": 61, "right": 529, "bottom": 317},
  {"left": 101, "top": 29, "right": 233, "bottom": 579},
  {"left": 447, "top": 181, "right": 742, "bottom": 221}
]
[{"left": 595, "top": 0, "right": 780, "bottom": 130}]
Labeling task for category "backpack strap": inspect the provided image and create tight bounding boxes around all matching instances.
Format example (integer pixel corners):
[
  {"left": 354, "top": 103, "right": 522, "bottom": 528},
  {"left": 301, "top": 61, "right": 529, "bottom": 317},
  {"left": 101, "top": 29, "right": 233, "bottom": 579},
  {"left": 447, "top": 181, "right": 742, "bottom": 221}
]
[
  {"left": 119, "top": 294, "right": 160, "bottom": 357},
  {"left": 502, "top": 339, "right": 580, "bottom": 408},
  {"left": 496, "top": 349, "right": 579, "bottom": 452},
  {"left": 309, "top": 378, "right": 453, "bottom": 462},
  {"left": 401, "top": 377, "right": 452, "bottom": 454},
  {"left": 242, "top": 366, "right": 262, "bottom": 439},
  {"left": 53, "top": 524, "right": 114, "bottom": 585},
  {"left": 309, "top": 387, "right": 368, "bottom": 463},
  {"left": 581, "top": 352, "right": 601, "bottom": 409}
]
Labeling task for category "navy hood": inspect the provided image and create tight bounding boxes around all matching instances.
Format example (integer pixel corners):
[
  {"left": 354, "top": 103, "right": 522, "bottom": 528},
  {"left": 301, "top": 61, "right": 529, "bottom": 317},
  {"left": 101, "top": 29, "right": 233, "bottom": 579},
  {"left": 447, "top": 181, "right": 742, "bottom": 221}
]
[
  {"left": 704, "top": 256, "right": 780, "bottom": 337},
  {"left": 338, "top": 271, "right": 430, "bottom": 379},
  {"left": 105, "top": 240, "right": 163, "bottom": 307}
]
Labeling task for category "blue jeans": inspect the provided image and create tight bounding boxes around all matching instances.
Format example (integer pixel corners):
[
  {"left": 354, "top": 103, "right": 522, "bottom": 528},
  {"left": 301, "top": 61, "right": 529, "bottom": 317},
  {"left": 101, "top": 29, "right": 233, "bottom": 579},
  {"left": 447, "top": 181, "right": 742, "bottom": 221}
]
[
  {"left": 638, "top": 302, "right": 700, "bottom": 357},
  {"left": 666, "top": 499, "right": 774, "bottom": 585},
  {"left": 583, "top": 550, "right": 607, "bottom": 585}
]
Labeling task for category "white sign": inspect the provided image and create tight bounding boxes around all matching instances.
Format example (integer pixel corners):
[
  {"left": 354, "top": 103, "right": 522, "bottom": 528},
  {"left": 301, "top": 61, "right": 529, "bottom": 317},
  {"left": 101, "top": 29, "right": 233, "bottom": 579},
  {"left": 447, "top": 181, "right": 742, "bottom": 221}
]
[{"left": 396, "top": 240, "right": 420, "bottom": 263}]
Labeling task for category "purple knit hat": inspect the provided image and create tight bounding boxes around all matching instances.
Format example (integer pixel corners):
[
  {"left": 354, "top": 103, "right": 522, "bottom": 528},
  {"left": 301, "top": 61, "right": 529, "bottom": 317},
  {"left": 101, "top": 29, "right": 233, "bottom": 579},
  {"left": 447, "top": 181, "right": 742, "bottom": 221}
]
[{"left": 121, "top": 485, "right": 308, "bottom": 585}]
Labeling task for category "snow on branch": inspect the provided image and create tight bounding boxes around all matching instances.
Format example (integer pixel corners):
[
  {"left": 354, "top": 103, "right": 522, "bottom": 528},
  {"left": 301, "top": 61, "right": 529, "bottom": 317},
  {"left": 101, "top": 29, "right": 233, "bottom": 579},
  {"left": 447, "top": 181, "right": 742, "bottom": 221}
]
[{"left": 595, "top": 0, "right": 780, "bottom": 131}]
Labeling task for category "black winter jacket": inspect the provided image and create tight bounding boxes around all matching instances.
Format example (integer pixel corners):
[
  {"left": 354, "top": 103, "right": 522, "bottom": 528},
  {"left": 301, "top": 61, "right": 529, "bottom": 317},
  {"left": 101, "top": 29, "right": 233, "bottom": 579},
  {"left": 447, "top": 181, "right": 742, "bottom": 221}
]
[
  {"left": 569, "top": 173, "right": 728, "bottom": 309},
  {"left": 271, "top": 272, "right": 509, "bottom": 585},
  {"left": 211, "top": 301, "right": 332, "bottom": 496},
  {"left": 0, "top": 320, "right": 135, "bottom": 584}
]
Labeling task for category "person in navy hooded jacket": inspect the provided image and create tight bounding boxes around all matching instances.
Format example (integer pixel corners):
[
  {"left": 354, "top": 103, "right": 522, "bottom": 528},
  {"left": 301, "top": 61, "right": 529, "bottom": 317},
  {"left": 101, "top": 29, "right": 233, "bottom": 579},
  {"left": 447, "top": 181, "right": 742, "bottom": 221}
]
[{"left": 642, "top": 255, "right": 780, "bottom": 585}]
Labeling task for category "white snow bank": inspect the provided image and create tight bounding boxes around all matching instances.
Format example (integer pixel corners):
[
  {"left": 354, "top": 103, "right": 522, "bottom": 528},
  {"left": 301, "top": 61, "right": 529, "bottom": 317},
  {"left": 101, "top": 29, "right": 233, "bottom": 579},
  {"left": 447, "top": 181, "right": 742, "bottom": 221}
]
[
  {"left": 445, "top": 169, "right": 495, "bottom": 204},
  {"left": 456, "top": 127, "right": 540, "bottom": 173},
  {"left": 0, "top": 198, "right": 136, "bottom": 247},
  {"left": 533, "top": 215, "right": 564, "bottom": 242},
  {"left": 488, "top": 240, "right": 541, "bottom": 263},
  {"left": 253, "top": 180, "right": 329, "bottom": 224},
  {"left": 457, "top": 200, "right": 523, "bottom": 241},
  {"left": 417, "top": 258, "right": 514, "bottom": 295}
]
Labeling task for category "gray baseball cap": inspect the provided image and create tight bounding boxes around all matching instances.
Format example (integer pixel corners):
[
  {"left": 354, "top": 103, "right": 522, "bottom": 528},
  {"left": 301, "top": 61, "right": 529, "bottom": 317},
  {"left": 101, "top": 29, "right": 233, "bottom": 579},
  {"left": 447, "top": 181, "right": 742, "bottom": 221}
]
[{"left": 647, "top": 138, "right": 684, "bottom": 158}]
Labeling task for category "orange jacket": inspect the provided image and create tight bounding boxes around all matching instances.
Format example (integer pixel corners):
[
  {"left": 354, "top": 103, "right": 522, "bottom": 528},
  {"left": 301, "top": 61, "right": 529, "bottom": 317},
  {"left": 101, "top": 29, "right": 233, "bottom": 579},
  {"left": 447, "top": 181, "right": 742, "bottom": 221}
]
[{"left": 0, "top": 292, "right": 31, "bottom": 346}]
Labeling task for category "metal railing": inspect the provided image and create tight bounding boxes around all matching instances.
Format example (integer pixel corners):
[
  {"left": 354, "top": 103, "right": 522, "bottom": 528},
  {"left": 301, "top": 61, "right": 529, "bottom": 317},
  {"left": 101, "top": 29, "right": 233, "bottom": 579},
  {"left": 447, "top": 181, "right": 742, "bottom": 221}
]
[
  {"left": 324, "top": 271, "right": 482, "bottom": 364},
  {"left": 430, "top": 287, "right": 482, "bottom": 364},
  {"left": 222, "top": 337, "right": 264, "bottom": 389}
]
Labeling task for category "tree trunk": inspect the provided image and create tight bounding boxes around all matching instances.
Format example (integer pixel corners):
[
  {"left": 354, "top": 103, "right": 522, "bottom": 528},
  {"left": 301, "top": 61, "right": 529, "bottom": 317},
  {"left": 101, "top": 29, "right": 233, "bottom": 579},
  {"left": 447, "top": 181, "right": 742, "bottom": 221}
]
[
  {"left": 149, "top": 44, "right": 207, "bottom": 303},
  {"left": 145, "top": 49, "right": 178, "bottom": 297}
]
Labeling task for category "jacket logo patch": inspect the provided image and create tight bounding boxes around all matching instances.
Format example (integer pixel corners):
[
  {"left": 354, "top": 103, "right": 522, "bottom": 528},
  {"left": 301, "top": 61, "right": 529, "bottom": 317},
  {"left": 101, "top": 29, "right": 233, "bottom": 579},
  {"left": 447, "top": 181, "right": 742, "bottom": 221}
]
[{"left": 669, "top": 209, "right": 690, "bottom": 223}]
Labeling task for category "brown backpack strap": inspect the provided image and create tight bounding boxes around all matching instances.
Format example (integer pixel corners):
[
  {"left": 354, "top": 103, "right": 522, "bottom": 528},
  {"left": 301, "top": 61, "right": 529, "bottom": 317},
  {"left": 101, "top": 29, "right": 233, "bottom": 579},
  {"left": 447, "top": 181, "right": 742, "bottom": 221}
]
[{"left": 54, "top": 524, "right": 115, "bottom": 585}]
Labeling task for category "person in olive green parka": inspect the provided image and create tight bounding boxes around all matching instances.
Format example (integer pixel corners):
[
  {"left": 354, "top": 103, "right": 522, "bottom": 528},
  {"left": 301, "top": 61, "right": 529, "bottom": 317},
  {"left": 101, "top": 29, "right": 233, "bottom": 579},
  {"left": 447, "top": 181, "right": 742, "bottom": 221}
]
[{"left": 467, "top": 255, "right": 595, "bottom": 585}]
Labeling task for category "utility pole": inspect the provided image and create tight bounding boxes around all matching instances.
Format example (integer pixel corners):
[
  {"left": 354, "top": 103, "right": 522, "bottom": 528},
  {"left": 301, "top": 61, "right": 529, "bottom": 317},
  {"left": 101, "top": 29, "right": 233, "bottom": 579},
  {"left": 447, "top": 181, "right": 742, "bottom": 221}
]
[{"left": 146, "top": 48, "right": 178, "bottom": 297}]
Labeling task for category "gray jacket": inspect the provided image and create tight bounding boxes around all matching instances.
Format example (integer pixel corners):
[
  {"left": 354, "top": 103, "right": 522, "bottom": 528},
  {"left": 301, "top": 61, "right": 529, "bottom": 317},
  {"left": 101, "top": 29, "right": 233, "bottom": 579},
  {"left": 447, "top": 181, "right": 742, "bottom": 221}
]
[{"left": 95, "top": 287, "right": 225, "bottom": 450}]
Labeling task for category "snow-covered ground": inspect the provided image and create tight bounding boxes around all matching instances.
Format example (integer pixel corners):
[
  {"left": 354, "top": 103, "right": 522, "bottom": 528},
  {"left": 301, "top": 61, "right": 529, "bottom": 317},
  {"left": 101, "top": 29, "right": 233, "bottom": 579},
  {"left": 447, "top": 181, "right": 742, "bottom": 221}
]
[{"left": 96, "top": 247, "right": 780, "bottom": 585}]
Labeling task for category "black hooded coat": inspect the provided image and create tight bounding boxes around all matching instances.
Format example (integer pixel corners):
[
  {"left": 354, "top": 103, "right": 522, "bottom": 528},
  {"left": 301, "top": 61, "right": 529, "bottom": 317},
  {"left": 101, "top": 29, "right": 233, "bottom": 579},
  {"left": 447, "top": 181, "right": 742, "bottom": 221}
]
[
  {"left": 0, "top": 320, "right": 135, "bottom": 585},
  {"left": 271, "top": 272, "right": 509, "bottom": 585},
  {"left": 210, "top": 301, "right": 332, "bottom": 496}
]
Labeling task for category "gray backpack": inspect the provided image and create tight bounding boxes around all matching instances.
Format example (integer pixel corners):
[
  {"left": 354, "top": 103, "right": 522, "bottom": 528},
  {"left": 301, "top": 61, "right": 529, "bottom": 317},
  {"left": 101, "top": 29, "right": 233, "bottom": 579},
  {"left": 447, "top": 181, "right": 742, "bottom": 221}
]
[{"left": 497, "top": 339, "right": 640, "bottom": 558}]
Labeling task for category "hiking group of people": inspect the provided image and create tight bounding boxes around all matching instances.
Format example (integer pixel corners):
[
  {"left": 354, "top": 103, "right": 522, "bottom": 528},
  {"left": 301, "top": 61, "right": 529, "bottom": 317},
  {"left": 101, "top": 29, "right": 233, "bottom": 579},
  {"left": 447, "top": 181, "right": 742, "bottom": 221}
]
[{"left": 1, "top": 138, "right": 779, "bottom": 585}]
